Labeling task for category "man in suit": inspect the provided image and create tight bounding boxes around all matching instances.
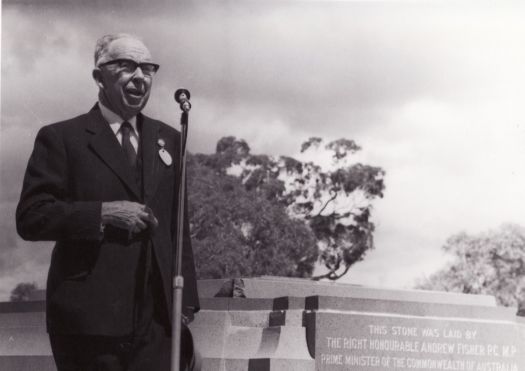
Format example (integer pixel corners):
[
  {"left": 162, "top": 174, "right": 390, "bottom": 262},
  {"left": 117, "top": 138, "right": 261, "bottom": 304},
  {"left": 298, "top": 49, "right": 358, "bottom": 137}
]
[{"left": 16, "top": 33, "right": 199, "bottom": 371}]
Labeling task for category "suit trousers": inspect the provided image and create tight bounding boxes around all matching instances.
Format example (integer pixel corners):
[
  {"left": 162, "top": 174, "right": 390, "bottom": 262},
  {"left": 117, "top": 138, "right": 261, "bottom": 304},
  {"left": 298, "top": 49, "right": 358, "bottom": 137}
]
[
  {"left": 49, "top": 244, "right": 195, "bottom": 371},
  {"left": 49, "top": 321, "right": 194, "bottom": 371}
]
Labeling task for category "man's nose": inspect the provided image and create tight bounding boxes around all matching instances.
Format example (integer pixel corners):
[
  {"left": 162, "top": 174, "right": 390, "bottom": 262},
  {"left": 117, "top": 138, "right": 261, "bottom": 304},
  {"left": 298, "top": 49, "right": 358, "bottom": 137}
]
[{"left": 132, "top": 65, "right": 146, "bottom": 80}]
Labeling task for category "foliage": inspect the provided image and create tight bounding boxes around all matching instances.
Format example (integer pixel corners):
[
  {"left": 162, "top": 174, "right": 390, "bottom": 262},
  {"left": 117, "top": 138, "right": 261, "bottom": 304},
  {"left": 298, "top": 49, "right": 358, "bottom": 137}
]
[
  {"left": 10, "top": 282, "right": 38, "bottom": 302},
  {"left": 187, "top": 136, "right": 385, "bottom": 280},
  {"left": 416, "top": 224, "right": 525, "bottom": 307},
  {"left": 187, "top": 154, "right": 318, "bottom": 279}
]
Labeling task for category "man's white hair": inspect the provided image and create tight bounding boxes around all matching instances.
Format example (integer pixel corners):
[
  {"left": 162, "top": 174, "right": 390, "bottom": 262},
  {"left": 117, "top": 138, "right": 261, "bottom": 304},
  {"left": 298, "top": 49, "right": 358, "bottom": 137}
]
[{"left": 94, "top": 33, "right": 142, "bottom": 66}]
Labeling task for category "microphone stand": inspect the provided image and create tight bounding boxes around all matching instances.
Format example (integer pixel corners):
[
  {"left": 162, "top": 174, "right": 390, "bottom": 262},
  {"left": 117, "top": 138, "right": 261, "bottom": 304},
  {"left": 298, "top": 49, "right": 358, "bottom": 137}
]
[{"left": 171, "top": 89, "right": 191, "bottom": 371}]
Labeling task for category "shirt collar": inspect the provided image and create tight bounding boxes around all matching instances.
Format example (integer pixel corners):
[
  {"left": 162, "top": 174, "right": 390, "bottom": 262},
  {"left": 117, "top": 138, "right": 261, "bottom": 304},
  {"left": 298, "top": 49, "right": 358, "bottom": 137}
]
[{"left": 98, "top": 101, "right": 138, "bottom": 136}]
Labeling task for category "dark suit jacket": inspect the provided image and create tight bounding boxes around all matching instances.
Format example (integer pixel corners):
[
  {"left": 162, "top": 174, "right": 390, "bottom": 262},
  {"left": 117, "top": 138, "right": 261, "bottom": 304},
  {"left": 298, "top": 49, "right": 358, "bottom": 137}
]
[{"left": 16, "top": 104, "right": 199, "bottom": 336}]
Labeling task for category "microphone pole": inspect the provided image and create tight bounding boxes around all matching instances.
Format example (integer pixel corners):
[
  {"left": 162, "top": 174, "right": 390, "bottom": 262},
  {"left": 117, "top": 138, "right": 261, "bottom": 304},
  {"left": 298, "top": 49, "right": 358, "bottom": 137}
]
[{"left": 171, "top": 88, "right": 191, "bottom": 371}]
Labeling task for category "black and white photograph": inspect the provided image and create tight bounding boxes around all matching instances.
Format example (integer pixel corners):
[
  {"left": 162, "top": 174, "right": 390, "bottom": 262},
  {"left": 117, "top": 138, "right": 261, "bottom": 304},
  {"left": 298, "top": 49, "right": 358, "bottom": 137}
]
[{"left": 2, "top": 1, "right": 525, "bottom": 370}]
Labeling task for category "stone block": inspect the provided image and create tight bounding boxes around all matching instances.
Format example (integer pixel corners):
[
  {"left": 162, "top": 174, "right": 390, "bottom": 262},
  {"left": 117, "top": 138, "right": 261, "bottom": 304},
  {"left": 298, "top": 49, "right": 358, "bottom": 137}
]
[
  {"left": 305, "top": 295, "right": 516, "bottom": 320},
  {"left": 202, "top": 357, "right": 315, "bottom": 371},
  {"left": 305, "top": 296, "right": 524, "bottom": 371},
  {"left": 0, "top": 356, "right": 55, "bottom": 371},
  {"left": 191, "top": 305, "right": 315, "bottom": 370},
  {"left": 198, "top": 277, "right": 496, "bottom": 306}
]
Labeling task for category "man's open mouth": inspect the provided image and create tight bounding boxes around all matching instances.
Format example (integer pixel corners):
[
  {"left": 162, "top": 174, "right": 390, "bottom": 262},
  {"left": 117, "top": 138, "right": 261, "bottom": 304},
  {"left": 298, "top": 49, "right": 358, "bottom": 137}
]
[{"left": 125, "top": 88, "right": 145, "bottom": 98}]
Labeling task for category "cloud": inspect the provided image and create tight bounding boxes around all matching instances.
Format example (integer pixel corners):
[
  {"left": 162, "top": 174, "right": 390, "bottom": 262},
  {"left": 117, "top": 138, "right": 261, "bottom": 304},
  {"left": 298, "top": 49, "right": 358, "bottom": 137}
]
[
  {"left": 342, "top": 94, "right": 525, "bottom": 286},
  {"left": 4, "top": 2, "right": 525, "bottom": 149}
]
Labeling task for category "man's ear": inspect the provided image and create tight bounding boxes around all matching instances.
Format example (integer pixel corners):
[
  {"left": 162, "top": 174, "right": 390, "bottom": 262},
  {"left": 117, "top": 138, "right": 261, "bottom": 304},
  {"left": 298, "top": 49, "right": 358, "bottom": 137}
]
[{"left": 92, "top": 68, "right": 105, "bottom": 89}]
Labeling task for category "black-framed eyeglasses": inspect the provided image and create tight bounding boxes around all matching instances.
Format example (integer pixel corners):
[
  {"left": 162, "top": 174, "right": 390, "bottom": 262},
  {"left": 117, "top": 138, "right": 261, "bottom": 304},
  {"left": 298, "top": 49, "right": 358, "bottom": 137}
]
[{"left": 98, "top": 59, "right": 160, "bottom": 76}]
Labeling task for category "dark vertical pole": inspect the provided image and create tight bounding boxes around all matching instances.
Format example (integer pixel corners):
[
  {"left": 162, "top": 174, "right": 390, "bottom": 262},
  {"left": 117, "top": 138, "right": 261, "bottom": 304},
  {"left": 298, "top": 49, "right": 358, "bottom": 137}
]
[{"left": 171, "top": 90, "right": 191, "bottom": 371}]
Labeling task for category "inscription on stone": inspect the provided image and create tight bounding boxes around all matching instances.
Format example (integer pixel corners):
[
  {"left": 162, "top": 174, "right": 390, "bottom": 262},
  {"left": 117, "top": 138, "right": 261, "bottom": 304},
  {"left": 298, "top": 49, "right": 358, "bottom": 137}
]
[{"left": 315, "top": 314, "right": 521, "bottom": 371}]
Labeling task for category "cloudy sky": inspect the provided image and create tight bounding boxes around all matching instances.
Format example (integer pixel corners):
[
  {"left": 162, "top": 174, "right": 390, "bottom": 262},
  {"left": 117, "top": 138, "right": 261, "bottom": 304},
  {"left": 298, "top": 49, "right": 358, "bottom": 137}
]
[{"left": 2, "top": 0, "right": 525, "bottom": 301}]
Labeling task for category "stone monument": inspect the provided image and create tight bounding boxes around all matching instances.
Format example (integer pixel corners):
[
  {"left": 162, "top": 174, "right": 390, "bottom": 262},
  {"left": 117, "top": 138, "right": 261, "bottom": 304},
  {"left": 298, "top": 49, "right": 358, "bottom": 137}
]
[
  {"left": 0, "top": 277, "right": 524, "bottom": 371},
  {"left": 192, "top": 277, "right": 525, "bottom": 371}
]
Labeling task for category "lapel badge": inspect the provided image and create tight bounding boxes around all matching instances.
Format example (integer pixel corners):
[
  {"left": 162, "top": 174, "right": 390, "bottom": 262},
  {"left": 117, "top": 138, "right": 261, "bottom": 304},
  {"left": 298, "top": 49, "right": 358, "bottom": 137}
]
[{"left": 157, "top": 138, "right": 172, "bottom": 166}]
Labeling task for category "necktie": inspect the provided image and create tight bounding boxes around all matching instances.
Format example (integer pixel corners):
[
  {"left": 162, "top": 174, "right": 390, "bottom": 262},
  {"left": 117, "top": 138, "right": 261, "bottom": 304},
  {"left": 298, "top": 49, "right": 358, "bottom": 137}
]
[{"left": 120, "top": 121, "right": 137, "bottom": 168}]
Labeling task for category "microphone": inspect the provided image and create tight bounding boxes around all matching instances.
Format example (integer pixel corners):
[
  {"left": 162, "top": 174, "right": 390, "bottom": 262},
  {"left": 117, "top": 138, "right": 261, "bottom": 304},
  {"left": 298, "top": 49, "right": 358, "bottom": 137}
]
[{"left": 174, "top": 88, "right": 191, "bottom": 113}]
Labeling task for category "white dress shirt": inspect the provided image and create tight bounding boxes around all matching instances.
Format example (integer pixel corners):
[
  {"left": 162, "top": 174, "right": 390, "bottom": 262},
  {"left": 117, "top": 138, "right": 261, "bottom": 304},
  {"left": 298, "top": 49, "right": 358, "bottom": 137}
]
[{"left": 98, "top": 101, "right": 139, "bottom": 153}]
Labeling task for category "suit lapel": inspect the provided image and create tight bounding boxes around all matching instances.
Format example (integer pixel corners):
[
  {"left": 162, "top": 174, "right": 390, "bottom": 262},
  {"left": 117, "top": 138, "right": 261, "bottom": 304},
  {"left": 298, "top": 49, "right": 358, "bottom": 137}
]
[
  {"left": 140, "top": 114, "right": 161, "bottom": 202},
  {"left": 86, "top": 106, "right": 141, "bottom": 200}
]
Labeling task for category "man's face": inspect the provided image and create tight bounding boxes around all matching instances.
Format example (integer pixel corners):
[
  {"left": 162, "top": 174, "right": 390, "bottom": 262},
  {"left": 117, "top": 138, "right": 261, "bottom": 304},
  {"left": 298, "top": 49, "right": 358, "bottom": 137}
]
[{"left": 95, "top": 38, "right": 156, "bottom": 119}]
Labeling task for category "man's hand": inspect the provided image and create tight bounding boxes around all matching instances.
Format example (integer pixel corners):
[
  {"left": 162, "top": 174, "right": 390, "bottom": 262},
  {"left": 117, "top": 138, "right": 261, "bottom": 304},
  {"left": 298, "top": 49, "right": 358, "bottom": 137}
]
[{"left": 101, "top": 201, "right": 158, "bottom": 234}]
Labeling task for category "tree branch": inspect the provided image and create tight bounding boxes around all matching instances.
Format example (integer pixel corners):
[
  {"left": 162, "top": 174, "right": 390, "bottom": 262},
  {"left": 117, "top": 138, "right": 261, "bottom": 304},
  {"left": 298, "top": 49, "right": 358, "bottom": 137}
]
[
  {"left": 311, "top": 264, "right": 351, "bottom": 281},
  {"left": 315, "top": 190, "right": 338, "bottom": 217}
]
